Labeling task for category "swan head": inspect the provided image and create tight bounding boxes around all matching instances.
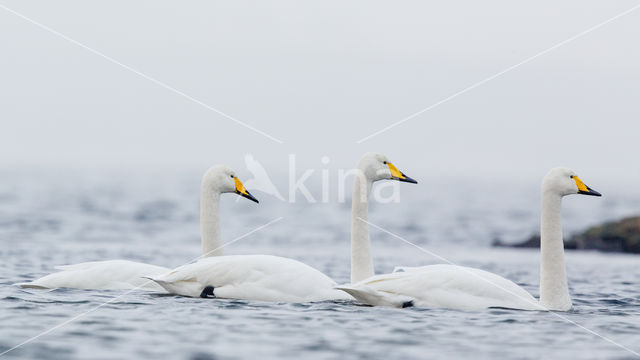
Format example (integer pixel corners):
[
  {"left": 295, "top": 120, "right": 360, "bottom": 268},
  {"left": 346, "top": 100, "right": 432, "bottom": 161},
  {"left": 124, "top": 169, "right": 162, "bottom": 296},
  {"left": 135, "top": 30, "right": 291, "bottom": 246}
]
[
  {"left": 203, "top": 165, "right": 259, "bottom": 203},
  {"left": 542, "top": 167, "right": 601, "bottom": 197},
  {"left": 358, "top": 153, "right": 417, "bottom": 184}
]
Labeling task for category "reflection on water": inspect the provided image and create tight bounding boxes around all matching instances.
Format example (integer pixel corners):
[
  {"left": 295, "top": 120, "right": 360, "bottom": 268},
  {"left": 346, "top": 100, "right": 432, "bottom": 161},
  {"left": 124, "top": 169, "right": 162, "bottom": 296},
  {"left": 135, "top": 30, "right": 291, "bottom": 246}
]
[{"left": 0, "top": 170, "right": 639, "bottom": 359}]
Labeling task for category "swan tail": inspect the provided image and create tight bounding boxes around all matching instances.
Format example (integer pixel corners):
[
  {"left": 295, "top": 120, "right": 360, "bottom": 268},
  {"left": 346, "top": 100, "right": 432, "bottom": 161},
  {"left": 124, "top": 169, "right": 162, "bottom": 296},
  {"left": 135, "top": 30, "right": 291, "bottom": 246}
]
[
  {"left": 334, "top": 284, "right": 414, "bottom": 308},
  {"left": 15, "top": 281, "right": 49, "bottom": 289},
  {"left": 143, "top": 276, "right": 203, "bottom": 297},
  {"left": 141, "top": 276, "right": 172, "bottom": 292},
  {"left": 142, "top": 275, "right": 163, "bottom": 284}
]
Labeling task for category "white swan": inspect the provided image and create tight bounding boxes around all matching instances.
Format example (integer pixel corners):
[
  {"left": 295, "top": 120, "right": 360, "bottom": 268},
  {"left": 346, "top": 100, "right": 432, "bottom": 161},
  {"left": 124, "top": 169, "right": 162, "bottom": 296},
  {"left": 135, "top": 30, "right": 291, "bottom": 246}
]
[
  {"left": 149, "top": 255, "right": 349, "bottom": 302},
  {"left": 335, "top": 154, "right": 601, "bottom": 311},
  {"left": 146, "top": 166, "right": 352, "bottom": 302},
  {"left": 16, "top": 165, "right": 261, "bottom": 291},
  {"left": 17, "top": 260, "right": 170, "bottom": 291}
]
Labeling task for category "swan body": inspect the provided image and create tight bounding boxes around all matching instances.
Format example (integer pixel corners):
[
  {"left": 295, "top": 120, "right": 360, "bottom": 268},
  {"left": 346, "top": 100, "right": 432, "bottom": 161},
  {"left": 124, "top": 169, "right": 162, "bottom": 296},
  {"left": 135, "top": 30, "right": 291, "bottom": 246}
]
[
  {"left": 338, "top": 264, "right": 542, "bottom": 310},
  {"left": 148, "top": 255, "right": 351, "bottom": 301},
  {"left": 16, "top": 260, "right": 169, "bottom": 291},
  {"left": 337, "top": 155, "right": 601, "bottom": 311}
]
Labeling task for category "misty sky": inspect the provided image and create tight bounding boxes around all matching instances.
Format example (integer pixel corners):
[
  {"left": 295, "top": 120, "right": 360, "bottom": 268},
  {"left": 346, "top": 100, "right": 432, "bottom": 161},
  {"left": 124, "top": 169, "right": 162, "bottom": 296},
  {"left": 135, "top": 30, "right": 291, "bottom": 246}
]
[{"left": 1, "top": 1, "right": 639, "bottom": 188}]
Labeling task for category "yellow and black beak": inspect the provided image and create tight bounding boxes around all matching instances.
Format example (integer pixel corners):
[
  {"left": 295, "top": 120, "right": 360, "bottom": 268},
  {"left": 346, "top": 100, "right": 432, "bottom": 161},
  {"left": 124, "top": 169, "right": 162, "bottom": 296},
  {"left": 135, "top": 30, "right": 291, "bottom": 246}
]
[
  {"left": 234, "top": 177, "right": 259, "bottom": 203},
  {"left": 572, "top": 176, "right": 602, "bottom": 197},
  {"left": 387, "top": 162, "right": 417, "bottom": 184}
]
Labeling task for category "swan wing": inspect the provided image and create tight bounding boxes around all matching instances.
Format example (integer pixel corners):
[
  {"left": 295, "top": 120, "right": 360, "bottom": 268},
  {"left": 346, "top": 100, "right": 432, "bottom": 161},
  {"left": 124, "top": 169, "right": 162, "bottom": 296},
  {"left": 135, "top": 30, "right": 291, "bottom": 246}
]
[
  {"left": 17, "top": 260, "right": 169, "bottom": 291},
  {"left": 149, "top": 255, "right": 352, "bottom": 302}
]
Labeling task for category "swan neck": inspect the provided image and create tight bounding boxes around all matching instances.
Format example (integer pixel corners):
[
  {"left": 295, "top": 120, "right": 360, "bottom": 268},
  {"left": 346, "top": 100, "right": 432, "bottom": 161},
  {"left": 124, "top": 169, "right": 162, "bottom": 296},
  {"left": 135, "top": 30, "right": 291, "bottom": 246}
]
[
  {"left": 539, "top": 191, "right": 572, "bottom": 310},
  {"left": 201, "top": 185, "right": 222, "bottom": 257},
  {"left": 351, "top": 172, "right": 374, "bottom": 283}
]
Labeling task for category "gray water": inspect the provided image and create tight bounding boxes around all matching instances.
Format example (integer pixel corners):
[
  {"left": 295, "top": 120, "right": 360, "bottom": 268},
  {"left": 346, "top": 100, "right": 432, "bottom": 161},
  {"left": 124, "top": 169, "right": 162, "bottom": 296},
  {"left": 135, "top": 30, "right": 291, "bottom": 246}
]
[{"left": 1, "top": 169, "right": 639, "bottom": 359}]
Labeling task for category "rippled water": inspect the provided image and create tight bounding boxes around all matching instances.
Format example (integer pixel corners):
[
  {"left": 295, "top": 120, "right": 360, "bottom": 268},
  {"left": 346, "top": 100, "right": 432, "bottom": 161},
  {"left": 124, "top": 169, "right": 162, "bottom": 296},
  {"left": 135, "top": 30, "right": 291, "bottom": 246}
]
[{"left": 1, "top": 169, "right": 639, "bottom": 359}]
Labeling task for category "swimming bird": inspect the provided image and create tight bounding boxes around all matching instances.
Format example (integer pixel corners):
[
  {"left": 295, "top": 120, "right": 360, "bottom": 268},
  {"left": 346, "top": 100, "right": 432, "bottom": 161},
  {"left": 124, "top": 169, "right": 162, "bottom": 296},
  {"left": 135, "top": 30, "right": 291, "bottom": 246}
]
[
  {"left": 16, "top": 165, "right": 260, "bottom": 291},
  {"left": 146, "top": 166, "right": 352, "bottom": 302},
  {"left": 336, "top": 155, "right": 601, "bottom": 311}
]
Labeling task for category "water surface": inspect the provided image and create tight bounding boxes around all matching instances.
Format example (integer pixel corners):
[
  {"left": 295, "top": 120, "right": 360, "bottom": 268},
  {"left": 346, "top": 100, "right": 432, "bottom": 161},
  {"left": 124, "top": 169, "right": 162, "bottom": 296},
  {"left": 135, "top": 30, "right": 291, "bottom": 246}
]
[{"left": 1, "top": 170, "right": 639, "bottom": 359}]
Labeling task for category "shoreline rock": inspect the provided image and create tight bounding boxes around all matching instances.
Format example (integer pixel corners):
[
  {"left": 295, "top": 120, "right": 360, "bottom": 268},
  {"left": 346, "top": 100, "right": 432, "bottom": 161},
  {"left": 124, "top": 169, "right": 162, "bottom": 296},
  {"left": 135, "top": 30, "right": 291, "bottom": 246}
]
[{"left": 493, "top": 216, "right": 640, "bottom": 254}]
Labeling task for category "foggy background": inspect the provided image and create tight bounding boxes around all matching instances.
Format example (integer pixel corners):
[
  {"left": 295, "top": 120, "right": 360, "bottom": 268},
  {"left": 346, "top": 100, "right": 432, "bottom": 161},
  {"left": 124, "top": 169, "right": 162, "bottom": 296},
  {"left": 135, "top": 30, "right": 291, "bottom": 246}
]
[{"left": 1, "top": 0, "right": 639, "bottom": 189}]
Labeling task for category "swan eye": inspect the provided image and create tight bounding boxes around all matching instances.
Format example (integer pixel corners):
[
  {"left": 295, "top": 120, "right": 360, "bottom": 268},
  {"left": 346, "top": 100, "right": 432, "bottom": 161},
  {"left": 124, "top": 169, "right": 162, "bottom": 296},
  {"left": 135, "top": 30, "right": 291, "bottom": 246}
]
[
  {"left": 230, "top": 175, "right": 234, "bottom": 178},
  {"left": 570, "top": 175, "right": 574, "bottom": 179},
  {"left": 383, "top": 161, "right": 387, "bottom": 164}
]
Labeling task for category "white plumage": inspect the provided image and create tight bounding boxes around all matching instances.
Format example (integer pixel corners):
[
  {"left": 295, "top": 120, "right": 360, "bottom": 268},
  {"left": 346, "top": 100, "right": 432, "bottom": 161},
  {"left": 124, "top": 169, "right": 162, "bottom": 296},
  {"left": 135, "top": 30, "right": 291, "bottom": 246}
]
[
  {"left": 16, "top": 260, "right": 168, "bottom": 291},
  {"left": 338, "top": 264, "right": 541, "bottom": 310},
  {"left": 148, "top": 255, "right": 351, "bottom": 302}
]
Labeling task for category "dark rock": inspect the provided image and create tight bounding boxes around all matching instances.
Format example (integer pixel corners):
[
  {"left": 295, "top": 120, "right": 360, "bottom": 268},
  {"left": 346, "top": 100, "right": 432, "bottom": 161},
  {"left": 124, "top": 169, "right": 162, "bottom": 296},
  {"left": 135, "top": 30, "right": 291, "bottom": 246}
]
[
  {"left": 572, "top": 216, "right": 640, "bottom": 253},
  {"left": 493, "top": 216, "right": 640, "bottom": 254}
]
